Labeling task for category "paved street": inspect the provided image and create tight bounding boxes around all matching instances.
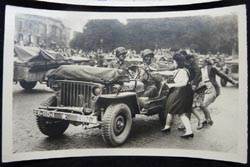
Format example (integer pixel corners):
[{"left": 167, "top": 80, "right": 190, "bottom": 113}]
[{"left": 12, "top": 82, "right": 239, "bottom": 153}]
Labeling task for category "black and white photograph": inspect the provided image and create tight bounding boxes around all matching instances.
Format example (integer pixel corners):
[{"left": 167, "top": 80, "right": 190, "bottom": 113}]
[{"left": 2, "top": 3, "right": 247, "bottom": 163}]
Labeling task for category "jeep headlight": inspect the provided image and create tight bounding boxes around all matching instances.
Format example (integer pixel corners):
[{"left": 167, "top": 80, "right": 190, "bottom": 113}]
[
  {"left": 51, "top": 81, "right": 61, "bottom": 92},
  {"left": 92, "top": 87, "right": 101, "bottom": 96}
]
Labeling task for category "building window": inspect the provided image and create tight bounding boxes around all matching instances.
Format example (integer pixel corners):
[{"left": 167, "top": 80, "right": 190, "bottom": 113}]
[
  {"left": 19, "top": 21, "right": 23, "bottom": 31},
  {"left": 29, "top": 35, "right": 34, "bottom": 44},
  {"left": 18, "top": 33, "right": 23, "bottom": 41}
]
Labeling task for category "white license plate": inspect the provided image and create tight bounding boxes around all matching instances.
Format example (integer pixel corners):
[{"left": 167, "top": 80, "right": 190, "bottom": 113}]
[
  {"left": 34, "top": 109, "right": 97, "bottom": 124},
  {"left": 78, "top": 115, "right": 97, "bottom": 124},
  {"left": 34, "top": 109, "right": 55, "bottom": 118}
]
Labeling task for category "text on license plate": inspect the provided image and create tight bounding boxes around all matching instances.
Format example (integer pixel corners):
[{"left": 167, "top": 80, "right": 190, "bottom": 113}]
[{"left": 34, "top": 109, "right": 97, "bottom": 124}]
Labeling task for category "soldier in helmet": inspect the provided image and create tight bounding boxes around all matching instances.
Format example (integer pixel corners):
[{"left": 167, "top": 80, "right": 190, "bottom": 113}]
[
  {"left": 108, "top": 47, "right": 128, "bottom": 69},
  {"left": 139, "top": 49, "right": 160, "bottom": 98}
]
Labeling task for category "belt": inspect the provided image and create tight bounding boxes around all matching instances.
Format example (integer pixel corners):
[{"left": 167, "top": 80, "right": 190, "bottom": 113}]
[{"left": 204, "top": 80, "right": 211, "bottom": 83}]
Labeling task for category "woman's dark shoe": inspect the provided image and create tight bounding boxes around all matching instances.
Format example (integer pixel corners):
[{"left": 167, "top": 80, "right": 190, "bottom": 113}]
[
  {"left": 161, "top": 127, "right": 171, "bottom": 133},
  {"left": 197, "top": 121, "right": 205, "bottom": 130},
  {"left": 181, "top": 133, "right": 194, "bottom": 139},
  {"left": 206, "top": 120, "right": 214, "bottom": 126}
]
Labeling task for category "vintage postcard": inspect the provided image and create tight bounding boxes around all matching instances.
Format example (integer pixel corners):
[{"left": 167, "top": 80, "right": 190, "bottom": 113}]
[{"left": 2, "top": 4, "right": 247, "bottom": 163}]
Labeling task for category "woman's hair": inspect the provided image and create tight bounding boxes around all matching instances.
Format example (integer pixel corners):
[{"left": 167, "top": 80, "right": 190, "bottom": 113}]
[{"left": 173, "top": 53, "right": 186, "bottom": 68}]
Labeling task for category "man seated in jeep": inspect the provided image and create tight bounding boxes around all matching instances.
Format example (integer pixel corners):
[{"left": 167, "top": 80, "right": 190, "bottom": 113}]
[
  {"left": 108, "top": 47, "right": 129, "bottom": 69},
  {"left": 138, "top": 49, "right": 161, "bottom": 98}
]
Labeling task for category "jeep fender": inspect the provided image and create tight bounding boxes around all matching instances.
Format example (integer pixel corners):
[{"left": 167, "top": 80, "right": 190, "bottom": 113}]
[{"left": 96, "top": 92, "right": 140, "bottom": 117}]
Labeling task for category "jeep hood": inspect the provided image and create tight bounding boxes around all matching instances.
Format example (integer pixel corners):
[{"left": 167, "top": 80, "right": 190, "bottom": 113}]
[{"left": 48, "top": 65, "right": 129, "bottom": 84}]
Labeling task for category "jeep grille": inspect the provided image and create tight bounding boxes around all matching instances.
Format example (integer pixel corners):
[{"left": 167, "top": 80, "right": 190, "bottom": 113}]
[{"left": 59, "top": 81, "right": 96, "bottom": 108}]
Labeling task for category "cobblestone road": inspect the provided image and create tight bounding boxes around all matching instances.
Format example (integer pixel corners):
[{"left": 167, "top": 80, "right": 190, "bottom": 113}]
[{"left": 12, "top": 82, "right": 239, "bottom": 153}]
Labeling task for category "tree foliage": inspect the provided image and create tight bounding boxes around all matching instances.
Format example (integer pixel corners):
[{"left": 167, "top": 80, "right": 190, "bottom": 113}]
[{"left": 69, "top": 14, "right": 238, "bottom": 54}]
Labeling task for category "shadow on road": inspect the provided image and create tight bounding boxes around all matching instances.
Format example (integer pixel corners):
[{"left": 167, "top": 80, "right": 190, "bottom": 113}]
[{"left": 15, "top": 88, "right": 53, "bottom": 94}]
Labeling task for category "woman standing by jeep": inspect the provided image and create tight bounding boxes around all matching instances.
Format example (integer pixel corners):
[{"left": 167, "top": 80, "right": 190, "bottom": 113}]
[{"left": 161, "top": 53, "right": 194, "bottom": 138}]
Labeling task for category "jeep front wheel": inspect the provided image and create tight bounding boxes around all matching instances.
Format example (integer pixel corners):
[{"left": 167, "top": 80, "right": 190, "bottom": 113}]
[
  {"left": 19, "top": 80, "right": 37, "bottom": 90},
  {"left": 36, "top": 96, "right": 69, "bottom": 137},
  {"left": 36, "top": 117, "right": 69, "bottom": 137},
  {"left": 102, "top": 103, "right": 132, "bottom": 146}
]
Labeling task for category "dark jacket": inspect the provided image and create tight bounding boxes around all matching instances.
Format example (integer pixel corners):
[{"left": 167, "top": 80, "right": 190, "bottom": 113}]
[
  {"left": 189, "top": 61, "right": 202, "bottom": 87},
  {"left": 207, "top": 65, "right": 235, "bottom": 96},
  {"left": 108, "top": 59, "right": 128, "bottom": 69}
]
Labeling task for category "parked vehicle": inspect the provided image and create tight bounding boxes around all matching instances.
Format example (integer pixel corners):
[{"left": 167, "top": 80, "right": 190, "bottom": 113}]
[
  {"left": 34, "top": 65, "right": 173, "bottom": 146},
  {"left": 66, "top": 55, "right": 91, "bottom": 65},
  {"left": 220, "top": 58, "right": 239, "bottom": 87},
  {"left": 125, "top": 55, "right": 143, "bottom": 66},
  {"left": 155, "top": 55, "right": 174, "bottom": 70},
  {"left": 13, "top": 45, "right": 70, "bottom": 90}
]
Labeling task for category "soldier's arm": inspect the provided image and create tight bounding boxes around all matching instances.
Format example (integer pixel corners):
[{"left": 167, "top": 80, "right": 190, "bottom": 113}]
[{"left": 213, "top": 67, "right": 236, "bottom": 84}]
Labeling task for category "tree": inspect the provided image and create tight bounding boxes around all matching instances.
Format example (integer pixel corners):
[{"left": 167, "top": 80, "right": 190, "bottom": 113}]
[{"left": 70, "top": 14, "right": 238, "bottom": 55}]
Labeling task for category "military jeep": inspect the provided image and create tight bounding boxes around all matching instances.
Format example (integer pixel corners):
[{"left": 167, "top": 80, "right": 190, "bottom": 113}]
[{"left": 34, "top": 65, "right": 172, "bottom": 146}]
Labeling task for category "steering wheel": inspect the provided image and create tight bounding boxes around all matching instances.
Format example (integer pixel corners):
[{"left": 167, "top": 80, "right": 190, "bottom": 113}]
[{"left": 126, "top": 65, "right": 149, "bottom": 80}]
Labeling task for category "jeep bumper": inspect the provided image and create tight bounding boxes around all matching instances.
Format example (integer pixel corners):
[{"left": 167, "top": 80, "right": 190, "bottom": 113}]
[{"left": 34, "top": 108, "right": 98, "bottom": 124}]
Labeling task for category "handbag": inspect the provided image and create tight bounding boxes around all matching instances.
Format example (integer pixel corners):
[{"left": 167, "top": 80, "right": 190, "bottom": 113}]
[{"left": 194, "top": 83, "right": 207, "bottom": 94}]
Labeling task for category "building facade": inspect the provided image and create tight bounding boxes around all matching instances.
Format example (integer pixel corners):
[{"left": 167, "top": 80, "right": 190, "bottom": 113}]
[{"left": 15, "top": 14, "right": 70, "bottom": 48}]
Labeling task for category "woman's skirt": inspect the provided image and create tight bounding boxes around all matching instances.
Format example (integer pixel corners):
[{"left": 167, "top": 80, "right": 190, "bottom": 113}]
[{"left": 165, "top": 84, "right": 193, "bottom": 115}]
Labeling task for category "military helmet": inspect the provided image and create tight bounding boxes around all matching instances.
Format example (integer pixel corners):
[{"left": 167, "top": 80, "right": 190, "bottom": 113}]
[
  {"left": 141, "top": 49, "right": 154, "bottom": 58},
  {"left": 114, "top": 47, "right": 127, "bottom": 57}
]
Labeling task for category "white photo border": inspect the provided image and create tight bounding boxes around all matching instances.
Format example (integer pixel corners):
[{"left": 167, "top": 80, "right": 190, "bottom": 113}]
[
  {"left": 34, "top": 0, "right": 222, "bottom": 7},
  {"left": 2, "top": 4, "right": 248, "bottom": 163}
]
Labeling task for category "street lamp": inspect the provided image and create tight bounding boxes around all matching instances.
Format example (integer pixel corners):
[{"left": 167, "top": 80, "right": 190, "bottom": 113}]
[{"left": 100, "top": 38, "right": 103, "bottom": 53}]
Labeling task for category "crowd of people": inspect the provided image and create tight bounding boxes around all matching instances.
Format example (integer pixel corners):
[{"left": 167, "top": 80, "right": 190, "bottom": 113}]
[{"left": 107, "top": 46, "right": 238, "bottom": 139}]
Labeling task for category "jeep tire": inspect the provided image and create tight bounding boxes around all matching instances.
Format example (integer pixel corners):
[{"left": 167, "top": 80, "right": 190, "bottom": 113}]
[
  {"left": 102, "top": 103, "right": 132, "bottom": 146},
  {"left": 36, "top": 96, "right": 69, "bottom": 137},
  {"left": 19, "top": 80, "right": 37, "bottom": 90}
]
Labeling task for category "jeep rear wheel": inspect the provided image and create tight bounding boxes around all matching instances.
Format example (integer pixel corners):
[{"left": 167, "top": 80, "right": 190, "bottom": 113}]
[
  {"left": 19, "top": 80, "right": 37, "bottom": 90},
  {"left": 102, "top": 103, "right": 132, "bottom": 146},
  {"left": 36, "top": 96, "right": 69, "bottom": 137}
]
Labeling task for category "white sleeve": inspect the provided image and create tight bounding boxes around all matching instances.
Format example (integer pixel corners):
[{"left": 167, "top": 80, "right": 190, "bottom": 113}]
[{"left": 168, "top": 69, "right": 189, "bottom": 88}]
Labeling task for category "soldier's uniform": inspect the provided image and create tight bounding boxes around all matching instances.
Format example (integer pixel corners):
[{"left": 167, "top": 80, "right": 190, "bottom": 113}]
[
  {"left": 108, "top": 47, "right": 128, "bottom": 69},
  {"left": 139, "top": 49, "right": 160, "bottom": 98},
  {"left": 108, "top": 59, "right": 129, "bottom": 69}
]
